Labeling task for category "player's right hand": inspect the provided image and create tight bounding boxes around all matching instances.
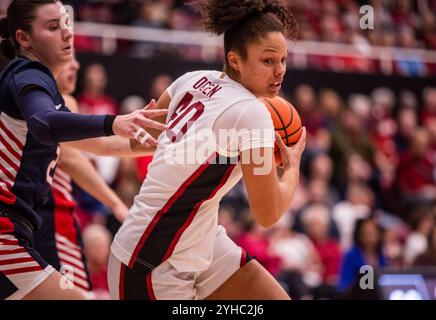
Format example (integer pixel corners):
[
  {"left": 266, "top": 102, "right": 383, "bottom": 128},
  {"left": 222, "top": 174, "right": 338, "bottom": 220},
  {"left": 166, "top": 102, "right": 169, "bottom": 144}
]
[
  {"left": 275, "top": 127, "right": 306, "bottom": 170},
  {"left": 112, "top": 99, "right": 168, "bottom": 146}
]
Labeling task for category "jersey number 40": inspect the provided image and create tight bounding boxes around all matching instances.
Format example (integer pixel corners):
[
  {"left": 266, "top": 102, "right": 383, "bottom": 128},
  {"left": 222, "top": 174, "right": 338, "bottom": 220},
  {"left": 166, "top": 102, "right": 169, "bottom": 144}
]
[{"left": 166, "top": 93, "right": 205, "bottom": 143}]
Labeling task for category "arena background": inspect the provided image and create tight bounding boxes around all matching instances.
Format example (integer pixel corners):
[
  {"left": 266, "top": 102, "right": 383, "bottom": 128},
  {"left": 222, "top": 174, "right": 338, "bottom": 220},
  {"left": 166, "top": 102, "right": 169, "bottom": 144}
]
[{"left": 2, "top": 0, "right": 435, "bottom": 300}]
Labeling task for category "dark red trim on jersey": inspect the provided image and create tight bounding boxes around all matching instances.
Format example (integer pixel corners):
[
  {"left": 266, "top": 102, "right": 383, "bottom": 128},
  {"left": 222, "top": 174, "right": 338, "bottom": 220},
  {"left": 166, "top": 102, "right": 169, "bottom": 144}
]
[
  {"left": 128, "top": 152, "right": 220, "bottom": 268},
  {"left": 122, "top": 153, "right": 238, "bottom": 300},
  {"left": 240, "top": 249, "right": 247, "bottom": 267},
  {"left": 129, "top": 153, "right": 237, "bottom": 271},
  {"left": 146, "top": 273, "right": 156, "bottom": 300},
  {"left": 119, "top": 263, "right": 125, "bottom": 300},
  {"left": 163, "top": 162, "right": 237, "bottom": 261}
]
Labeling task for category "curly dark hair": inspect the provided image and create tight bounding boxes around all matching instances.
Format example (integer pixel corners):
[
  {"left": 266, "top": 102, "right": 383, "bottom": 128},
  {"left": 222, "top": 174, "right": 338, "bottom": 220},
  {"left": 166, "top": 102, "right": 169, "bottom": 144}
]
[{"left": 188, "top": 0, "right": 298, "bottom": 69}]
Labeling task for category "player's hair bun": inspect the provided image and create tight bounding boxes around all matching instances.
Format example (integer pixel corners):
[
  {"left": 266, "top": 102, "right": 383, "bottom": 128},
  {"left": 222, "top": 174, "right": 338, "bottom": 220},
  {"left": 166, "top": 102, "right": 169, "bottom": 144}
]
[{"left": 191, "top": 0, "right": 297, "bottom": 39}]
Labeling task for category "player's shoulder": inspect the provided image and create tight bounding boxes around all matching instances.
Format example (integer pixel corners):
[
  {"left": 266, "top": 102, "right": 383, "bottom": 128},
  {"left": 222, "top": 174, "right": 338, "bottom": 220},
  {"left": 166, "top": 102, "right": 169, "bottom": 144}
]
[
  {"left": 11, "top": 57, "right": 57, "bottom": 97},
  {"left": 12, "top": 57, "right": 54, "bottom": 80}
]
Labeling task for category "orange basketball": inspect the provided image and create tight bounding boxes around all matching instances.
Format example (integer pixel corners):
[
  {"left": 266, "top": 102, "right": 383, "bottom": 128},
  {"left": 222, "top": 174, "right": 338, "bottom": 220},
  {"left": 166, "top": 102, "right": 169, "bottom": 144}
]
[{"left": 259, "top": 96, "right": 302, "bottom": 166}]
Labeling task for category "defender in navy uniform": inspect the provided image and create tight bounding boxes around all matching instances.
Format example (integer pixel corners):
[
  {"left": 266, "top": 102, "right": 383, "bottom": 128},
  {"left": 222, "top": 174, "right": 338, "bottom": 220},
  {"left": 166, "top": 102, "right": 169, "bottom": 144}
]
[
  {"left": 34, "top": 56, "right": 131, "bottom": 297},
  {"left": 0, "top": 0, "right": 166, "bottom": 300}
]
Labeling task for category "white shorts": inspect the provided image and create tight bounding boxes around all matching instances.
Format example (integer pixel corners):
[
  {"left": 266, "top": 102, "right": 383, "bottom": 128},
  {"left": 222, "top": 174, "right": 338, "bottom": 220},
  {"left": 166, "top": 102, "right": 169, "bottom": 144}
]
[{"left": 108, "top": 226, "right": 252, "bottom": 300}]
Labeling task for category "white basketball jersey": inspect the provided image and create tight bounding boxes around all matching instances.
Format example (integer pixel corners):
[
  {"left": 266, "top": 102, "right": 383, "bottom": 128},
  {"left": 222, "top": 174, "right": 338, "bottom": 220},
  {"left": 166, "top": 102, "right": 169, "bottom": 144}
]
[{"left": 112, "top": 70, "right": 274, "bottom": 273}]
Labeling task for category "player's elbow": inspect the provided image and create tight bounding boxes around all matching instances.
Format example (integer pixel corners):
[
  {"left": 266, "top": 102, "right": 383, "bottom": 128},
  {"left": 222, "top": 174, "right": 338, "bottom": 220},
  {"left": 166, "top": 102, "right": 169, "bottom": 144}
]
[
  {"left": 27, "top": 116, "right": 55, "bottom": 145},
  {"left": 257, "top": 218, "right": 277, "bottom": 228},
  {"left": 251, "top": 207, "right": 281, "bottom": 228}
]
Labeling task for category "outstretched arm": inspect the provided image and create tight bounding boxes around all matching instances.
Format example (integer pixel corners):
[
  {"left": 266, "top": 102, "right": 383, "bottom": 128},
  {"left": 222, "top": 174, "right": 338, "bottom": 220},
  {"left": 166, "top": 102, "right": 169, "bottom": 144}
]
[
  {"left": 62, "top": 135, "right": 155, "bottom": 157},
  {"left": 58, "top": 144, "right": 129, "bottom": 222},
  {"left": 61, "top": 94, "right": 158, "bottom": 157},
  {"left": 18, "top": 88, "right": 167, "bottom": 147}
]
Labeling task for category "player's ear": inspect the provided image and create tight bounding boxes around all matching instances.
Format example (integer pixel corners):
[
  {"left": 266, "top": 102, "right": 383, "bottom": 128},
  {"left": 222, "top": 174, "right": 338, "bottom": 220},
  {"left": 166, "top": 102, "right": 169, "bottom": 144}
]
[
  {"left": 16, "top": 30, "right": 32, "bottom": 49},
  {"left": 227, "top": 51, "right": 241, "bottom": 72}
]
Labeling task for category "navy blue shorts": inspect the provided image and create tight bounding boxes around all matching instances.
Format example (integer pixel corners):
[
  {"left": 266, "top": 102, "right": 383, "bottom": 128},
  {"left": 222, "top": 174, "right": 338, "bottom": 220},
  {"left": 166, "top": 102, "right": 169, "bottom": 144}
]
[{"left": 34, "top": 204, "right": 91, "bottom": 293}]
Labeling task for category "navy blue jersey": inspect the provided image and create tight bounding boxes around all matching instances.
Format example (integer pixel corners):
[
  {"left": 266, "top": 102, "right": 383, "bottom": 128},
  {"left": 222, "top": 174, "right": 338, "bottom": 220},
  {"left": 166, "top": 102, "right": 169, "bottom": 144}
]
[{"left": 0, "top": 56, "right": 70, "bottom": 230}]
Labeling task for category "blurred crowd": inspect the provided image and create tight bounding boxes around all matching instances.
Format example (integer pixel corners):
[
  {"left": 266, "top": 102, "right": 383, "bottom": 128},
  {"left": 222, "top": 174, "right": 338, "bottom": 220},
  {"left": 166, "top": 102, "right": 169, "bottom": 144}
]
[
  {"left": 4, "top": 0, "right": 434, "bottom": 75},
  {"left": 60, "top": 0, "right": 436, "bottom": 49},
  {"left": 2, "top": 0, "right": 436, "bottom": 75},
  {"left": 64, "top": 0, "right": 436, "bottom": 75},
  {"left": 66, "top": 61, "right": 435, "bottom": 299}
]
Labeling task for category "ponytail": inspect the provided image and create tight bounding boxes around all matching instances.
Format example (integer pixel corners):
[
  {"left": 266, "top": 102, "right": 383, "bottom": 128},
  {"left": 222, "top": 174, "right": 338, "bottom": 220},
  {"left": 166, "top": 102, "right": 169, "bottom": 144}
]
[{"left": 0, "top": 17, "right": 16, "bottom": 61}]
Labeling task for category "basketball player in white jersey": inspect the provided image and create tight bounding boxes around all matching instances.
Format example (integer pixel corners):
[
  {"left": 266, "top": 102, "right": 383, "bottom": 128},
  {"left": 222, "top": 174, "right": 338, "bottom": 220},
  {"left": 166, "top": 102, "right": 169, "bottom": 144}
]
[{"left": 108, "top": 0, "right": 306, "bottom": 300}]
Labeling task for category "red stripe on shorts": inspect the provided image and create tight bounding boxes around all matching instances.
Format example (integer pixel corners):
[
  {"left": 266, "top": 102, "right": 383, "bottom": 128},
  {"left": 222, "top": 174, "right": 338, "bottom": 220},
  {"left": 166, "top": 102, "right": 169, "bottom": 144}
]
[{"left": 2, "top": 265, "right": 43, "bottom": 275}]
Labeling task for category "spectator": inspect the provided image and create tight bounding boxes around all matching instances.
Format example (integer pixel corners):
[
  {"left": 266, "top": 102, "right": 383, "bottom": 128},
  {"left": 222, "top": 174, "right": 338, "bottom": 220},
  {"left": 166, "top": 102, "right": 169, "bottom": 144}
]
[
  {"left": 218, "top": 205, "right": 242, "bottom": 241},
  {"left": 294, "top": 84, "right": 330, "bottom": 153},
  {"left": 396, "top": 127, "right": 436, "bottom": 205},
  {"left": 337, "top": 218, "right": 388, "bottom": 293},
  {"left": 332, "top": 182, "right": 374, "bottom": 251},
  {"left": 76, "top": 63, "right": 121, "bottom": 222},
  {"left": 301, "top": 204, "right": 342, "bottom": 286},
  {"left": 318, "top": 88, "right": 343, "bottom": 130},
  {"left": 403, "top": 207, "right": 435, "bottom": 265},
  {"left": 382, "top": 227, "right": 405, "bottom": 266},
  {"left": 413, "top": 224, "right": 436, "bottom": 266},
  {"left": 420, "top": 87, "right": 436, "bottom": 144},
  {"left": 394, "top": 105, "right": 418, "bottom": 152},
  {"left": 330, "top": 107, "right": 375, "bottom": 187},
  {"left": 394, "top": 26, "right": 426, "bottom": 76},
  {"left": 235, "top": 213, "right": 281, "bottom": 278},
  {"left": 269, "top": 216, "right": 323, "bottom": 300},
  {"left": 307, "top": 177, "right": 339, "bottom": 208},
  {"left": 82, "top": 223, "right": 113, "bottom": 299},
  {"left": 78, "top": 63, "right": 118, "bottom": 115},
  {"left": 308, "top": 152, "right": 334, "bottom": 182}
]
